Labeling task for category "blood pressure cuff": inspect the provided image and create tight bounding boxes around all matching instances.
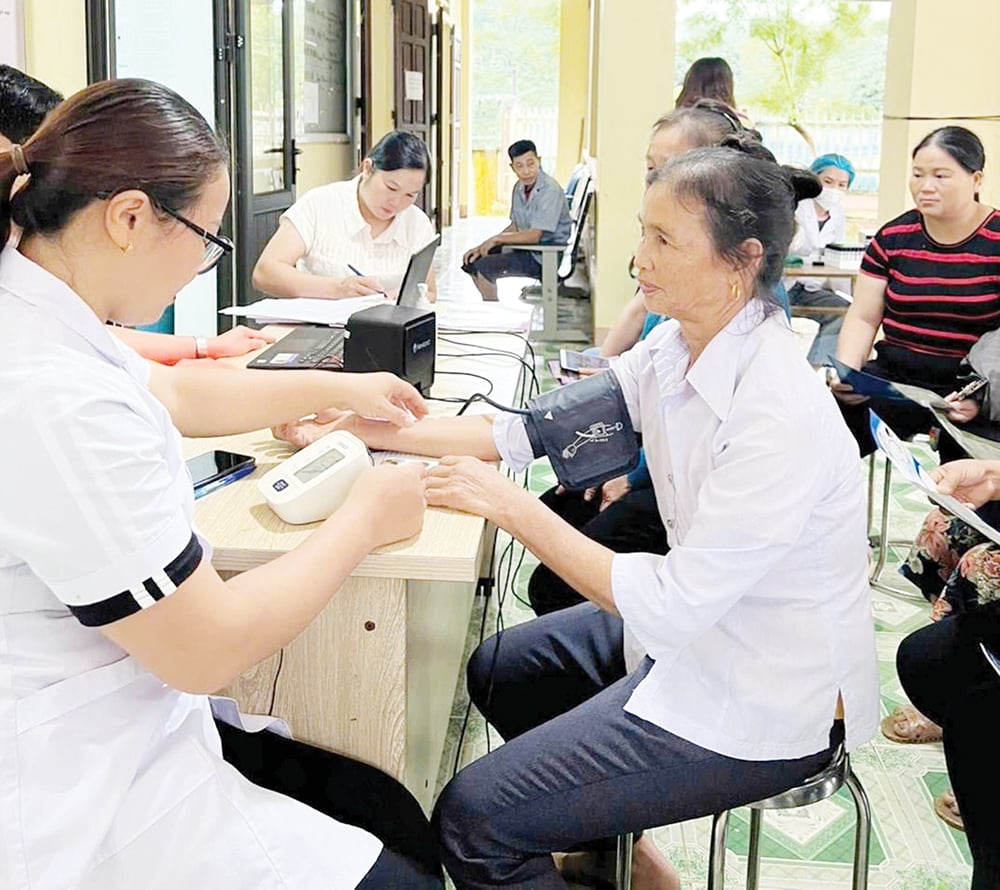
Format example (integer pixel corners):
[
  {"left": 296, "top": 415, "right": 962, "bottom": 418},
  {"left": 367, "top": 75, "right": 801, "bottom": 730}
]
[{"left": 523, "top": 371, "right": 640, "bottom": 490}]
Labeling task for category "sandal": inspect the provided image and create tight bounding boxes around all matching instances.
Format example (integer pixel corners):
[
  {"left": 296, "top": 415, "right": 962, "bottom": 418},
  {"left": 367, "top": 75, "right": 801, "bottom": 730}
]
[
  {"left": 880, "top": 705, "right": 943, "bottom": 743},
  {"left": 934, "top": 790, "right": 965, "bottom": 832}
]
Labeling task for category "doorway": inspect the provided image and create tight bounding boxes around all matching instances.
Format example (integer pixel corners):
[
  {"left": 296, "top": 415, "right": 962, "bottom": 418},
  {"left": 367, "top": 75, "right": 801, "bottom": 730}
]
[{"left": 393, "top": 0, "right": 434, "bottom": 220}]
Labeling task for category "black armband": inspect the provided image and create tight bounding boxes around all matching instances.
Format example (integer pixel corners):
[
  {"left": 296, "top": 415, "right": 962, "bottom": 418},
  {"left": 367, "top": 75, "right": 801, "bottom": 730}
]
[{"left": 523, "top": 371, "right": 640, "bottom": 490}]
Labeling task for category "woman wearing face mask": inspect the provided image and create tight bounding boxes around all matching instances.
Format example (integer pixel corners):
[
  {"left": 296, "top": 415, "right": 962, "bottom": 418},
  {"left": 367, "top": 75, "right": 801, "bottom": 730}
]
[
  {"left": 785, "top": 153, "right": 855, "bottom": 366},
  {"left": 253, "top": 130, "right": 437, "bottom": 301},
  {"left": 832, "top": 127, "right": 1000, "bottom": 460}
]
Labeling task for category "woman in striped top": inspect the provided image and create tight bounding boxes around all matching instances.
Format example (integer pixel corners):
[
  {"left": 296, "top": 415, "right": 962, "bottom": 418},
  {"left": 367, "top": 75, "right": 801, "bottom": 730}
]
[{"left": 831, "top": 127, "right": 1000, "bottom": 461}]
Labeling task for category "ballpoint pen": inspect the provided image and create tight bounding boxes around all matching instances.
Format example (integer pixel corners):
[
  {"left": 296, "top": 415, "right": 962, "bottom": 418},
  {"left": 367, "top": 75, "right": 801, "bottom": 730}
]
[
  {"left": 194, "top": 462, "right": 256, "bottom": 500},
  {"left": 346, "top": 263, "right": 364, "bottom": 276}
]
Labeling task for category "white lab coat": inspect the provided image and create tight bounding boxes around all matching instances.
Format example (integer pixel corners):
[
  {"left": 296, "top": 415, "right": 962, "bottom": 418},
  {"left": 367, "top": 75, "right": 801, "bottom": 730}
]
[
  {"left": 0, "top": 247, "right": 381, "bottom": 889},
  {"left": 787, "top": 198, "right": 851, "bottom": 293}
]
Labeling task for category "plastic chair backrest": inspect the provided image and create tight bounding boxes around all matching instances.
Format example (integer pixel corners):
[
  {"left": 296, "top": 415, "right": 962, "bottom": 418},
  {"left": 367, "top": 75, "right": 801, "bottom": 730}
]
[{"left": 559, "top": 183, "right": 595, "bottom": 280}]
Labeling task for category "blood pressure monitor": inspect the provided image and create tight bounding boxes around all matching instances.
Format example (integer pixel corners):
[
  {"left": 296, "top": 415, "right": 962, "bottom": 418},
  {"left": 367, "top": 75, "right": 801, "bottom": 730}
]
[{"left": 259, "top": 431, "right": 373, "bottom": 524}]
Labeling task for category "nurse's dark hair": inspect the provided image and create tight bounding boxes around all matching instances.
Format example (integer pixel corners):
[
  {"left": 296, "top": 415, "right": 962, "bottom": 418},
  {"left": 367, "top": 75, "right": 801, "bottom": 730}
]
[
  {"left": 647, "top": 138, "right": 821, "bottom": 312},
  {"left": 0, "top": 78, "right": 229, "bottom": 248},
  {"left": 0, "top": 64, "right": 62, "bottom": 144},
  {"left": 367, "top": 129, "right": 431, "bottom": 176}
]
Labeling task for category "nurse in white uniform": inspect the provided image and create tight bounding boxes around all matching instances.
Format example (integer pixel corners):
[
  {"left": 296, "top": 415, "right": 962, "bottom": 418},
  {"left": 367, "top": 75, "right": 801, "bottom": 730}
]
[
  {"left": 281, "top": 145, "right": 879, "bottom": 889},
  {"left": 252, "top": 130, "right": 437, "bottom": 301},
  {"left": 0, "top": 79, "right": 442, "bottom": 890}
]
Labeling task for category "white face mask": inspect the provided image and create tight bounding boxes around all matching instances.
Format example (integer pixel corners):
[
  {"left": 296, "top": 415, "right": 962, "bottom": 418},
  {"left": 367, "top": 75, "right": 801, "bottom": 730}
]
[{"left": 814, "top": 187, "right": 844, "bottom": 211}]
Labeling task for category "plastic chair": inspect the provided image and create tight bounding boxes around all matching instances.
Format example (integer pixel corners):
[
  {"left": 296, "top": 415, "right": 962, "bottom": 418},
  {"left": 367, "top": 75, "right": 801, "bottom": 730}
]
[{"left": 613, "top": 744, "right": 871, "bottom": 890}]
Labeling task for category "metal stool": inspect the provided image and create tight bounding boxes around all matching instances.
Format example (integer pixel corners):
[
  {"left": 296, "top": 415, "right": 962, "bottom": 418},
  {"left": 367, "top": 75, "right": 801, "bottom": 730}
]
[
  {"left": 613, "top": 744, "right": 871, "bottom": 890},
  {"left": 867, "top": 450, "right": 926, "bottom": 599}
]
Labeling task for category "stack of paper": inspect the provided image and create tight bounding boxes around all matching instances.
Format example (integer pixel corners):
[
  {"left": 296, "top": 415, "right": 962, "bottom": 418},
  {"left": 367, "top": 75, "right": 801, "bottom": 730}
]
[
  {"left": 220, "top": 296, "right": 387, "bottom": 327},
  {"left": 434, "top": 301, "right": 536, "bottom": 333}
]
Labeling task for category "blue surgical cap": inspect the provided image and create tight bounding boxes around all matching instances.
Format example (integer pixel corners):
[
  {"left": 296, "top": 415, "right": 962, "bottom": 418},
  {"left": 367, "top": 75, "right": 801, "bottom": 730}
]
[{"left": 810, "top": 153, "right": 855, "bottom": 187}]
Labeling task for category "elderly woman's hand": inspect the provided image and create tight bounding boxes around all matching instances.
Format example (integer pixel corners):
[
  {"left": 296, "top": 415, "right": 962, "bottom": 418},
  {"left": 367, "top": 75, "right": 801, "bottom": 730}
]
[
  {"left": 272, "top": 408, "right": 353, "bottom": 450},
  {"left": 423, "top": 455, "right": 520, "bottom": 522}
]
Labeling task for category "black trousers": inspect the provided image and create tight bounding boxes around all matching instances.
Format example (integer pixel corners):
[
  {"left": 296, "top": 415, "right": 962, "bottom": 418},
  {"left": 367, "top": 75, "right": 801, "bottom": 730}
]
[
  {"left": 897, "top": 620, "right": 1000, "bottom": 889},
  {"left": 527, "top": 486, "right": 669, "bottom": 615},
  {"left": 836, "top": 346, "right": 966, "bottom": 462},
  {"left": 433, "top": 604, "right": 839, "bottom": 889},
  {"left": 215, "top": 720, "right": 443, "bottom": 889}
]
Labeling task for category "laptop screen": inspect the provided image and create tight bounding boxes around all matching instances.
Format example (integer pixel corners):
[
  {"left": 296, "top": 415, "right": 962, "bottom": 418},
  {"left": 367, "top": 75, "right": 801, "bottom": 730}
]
[{"left": 396, "top": 235, "right": 441, "bottom": 308}]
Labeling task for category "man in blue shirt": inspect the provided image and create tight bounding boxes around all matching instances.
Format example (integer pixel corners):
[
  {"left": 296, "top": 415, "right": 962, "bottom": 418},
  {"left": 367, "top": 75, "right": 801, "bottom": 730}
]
[{"left": 462, "top": 139, "right": 572, "bottom": 301}]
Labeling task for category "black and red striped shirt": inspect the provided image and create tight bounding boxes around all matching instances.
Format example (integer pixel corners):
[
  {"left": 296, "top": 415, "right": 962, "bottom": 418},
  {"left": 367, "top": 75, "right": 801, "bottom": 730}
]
[{"left": 861, "top": 208, "right": 1000, "bottom": 360}]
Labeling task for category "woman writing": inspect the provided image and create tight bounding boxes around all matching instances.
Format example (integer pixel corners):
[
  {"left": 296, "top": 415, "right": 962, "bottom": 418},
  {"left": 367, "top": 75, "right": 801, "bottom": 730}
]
[
  {"left": 253, "top": 129, "right": 437, "bottom": 301},
  {"left": 0, "top": 80, "right": 441, "bottom": 889},
  {"left": 832, "top": 127, "right": 1000, "bottom": 460},
  {"left": 289, "top": 146, "right": 879, "bottom": 888}
]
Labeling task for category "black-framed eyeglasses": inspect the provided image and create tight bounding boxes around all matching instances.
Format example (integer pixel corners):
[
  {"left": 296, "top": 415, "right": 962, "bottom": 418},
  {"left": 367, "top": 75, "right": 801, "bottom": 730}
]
[{"left": 157, "top": 205, "right": 234, "bottom": 274}]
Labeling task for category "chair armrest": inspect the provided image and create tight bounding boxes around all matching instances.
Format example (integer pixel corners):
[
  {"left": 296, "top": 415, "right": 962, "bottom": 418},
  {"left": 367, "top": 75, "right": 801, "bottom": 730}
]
[{"left": 504, "top": 243, "right": 564, "bottom": 252}]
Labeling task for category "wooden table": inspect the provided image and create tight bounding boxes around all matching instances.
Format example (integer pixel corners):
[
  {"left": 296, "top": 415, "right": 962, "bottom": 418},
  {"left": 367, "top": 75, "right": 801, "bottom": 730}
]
[{"left": 184, "top": 328, "right": 529, "bottom": 810}]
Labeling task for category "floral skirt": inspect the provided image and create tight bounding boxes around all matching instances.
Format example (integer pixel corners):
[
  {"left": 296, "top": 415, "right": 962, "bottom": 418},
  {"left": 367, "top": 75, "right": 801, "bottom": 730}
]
[{"left": 901, "top": 501, "right": 1000, "bottom": 617}]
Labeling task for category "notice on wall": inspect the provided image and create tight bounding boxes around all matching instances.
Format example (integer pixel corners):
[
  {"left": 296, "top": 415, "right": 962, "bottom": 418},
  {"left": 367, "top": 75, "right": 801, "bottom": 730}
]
[
  {"left": 404, "top": 70, "right": 424, "bottom": 103},
  {"left": 304, "top": 81, "right": 320, "bottom": 126},
  {"left": 0, "top": 0, "right": 25, "bottom": 68}
]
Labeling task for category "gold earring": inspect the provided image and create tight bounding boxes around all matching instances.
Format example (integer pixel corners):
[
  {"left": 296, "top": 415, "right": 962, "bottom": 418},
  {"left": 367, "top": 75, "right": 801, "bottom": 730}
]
[
  {"left": 119, "top": 242, "right": 133, "bottom": 254},
  {"left": 730, "top": 280, "right": 740, "bottom": 302}
]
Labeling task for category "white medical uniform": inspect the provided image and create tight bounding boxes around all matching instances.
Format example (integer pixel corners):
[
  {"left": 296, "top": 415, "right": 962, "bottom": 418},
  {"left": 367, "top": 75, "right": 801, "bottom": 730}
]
[
  {"left": 787, "top": 198, "right": 851, "bottom": 293},
  {"left": 281, "top": 176, "right": 436, "bottom": 294},
  {"left": 0, "top": 247, "right": 381, "bottom": 889},
  {"left": 494, "top": 304, "right": 879, "bottom": 760}
]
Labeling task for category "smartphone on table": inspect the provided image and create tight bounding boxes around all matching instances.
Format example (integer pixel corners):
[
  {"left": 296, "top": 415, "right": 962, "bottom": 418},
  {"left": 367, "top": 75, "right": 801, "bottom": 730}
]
[
  {"left": 559, "top": 349, "right": 610, "bottom": 374},
  {"left": 186, "top": 450, "right": 256, "bottom": 499}
]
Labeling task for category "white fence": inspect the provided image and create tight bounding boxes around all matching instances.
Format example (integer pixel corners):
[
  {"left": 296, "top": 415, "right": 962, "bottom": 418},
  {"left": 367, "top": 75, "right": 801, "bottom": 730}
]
[{"left": 754, "top": 117, "right": 882, "bottom": 194}]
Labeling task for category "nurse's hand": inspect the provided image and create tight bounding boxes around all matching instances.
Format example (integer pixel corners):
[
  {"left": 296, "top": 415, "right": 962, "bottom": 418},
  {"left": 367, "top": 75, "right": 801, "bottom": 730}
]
[
  {"left": 335, "top": 275, "right": 384, "bottom": 298},
  {"left": 423, "top": 455, "right": 515, "bottom": 522},
  {"left": 349, "top": 462, "right": 426, "bottom": 545},
  {"left": 341, "top": 372, "right": 428, "bottom": 427}
]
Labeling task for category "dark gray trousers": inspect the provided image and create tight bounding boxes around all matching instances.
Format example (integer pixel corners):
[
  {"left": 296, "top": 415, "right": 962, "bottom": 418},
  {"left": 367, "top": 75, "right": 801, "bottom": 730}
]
[{"left": 433, "top": 603, "right": 839, "bottom": 889}]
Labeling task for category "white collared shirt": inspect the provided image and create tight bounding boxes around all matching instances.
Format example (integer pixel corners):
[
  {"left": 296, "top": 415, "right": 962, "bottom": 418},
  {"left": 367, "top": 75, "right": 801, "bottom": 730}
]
[
  {"left": 788, "top": 199, "right": 850, "bottom": 292},
  {"left": 494, "top": 305, "right": 878, "bottom": 761},
  {"left": 281, "top": 175, "right": 436, "bottom": 292},
  {"left": 0, "top": 247, "right": 380, "bottom": 889}
]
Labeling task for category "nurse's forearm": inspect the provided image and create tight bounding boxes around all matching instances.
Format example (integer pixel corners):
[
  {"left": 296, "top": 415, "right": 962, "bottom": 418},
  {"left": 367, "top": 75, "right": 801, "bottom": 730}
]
[
  {"left": 102, "top": 496, "right": 382, "bottom": 694},
  {"left": 252, "top": 258, "right": 343, "bottom": 299},
  {"left": 151, "top": 363, "right": 405, "bottom": 437}
]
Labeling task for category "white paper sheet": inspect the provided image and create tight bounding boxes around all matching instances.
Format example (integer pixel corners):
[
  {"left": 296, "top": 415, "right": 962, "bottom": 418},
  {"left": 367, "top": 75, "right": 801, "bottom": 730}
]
[{"left": 221, "top": 295, "right": 388, "bottom": 327}]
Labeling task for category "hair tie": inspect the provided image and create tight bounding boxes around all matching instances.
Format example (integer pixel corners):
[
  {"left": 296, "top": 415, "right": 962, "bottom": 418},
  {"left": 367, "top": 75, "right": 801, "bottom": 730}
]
[{"left": 9, "top": 144, "right": 29, "bottom": 177}]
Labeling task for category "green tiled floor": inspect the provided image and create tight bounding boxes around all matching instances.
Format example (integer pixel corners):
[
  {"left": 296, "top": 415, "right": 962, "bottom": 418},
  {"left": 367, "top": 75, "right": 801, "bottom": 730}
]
[{"left": 436, "top": 347, "right": 973, "bottom": 889}]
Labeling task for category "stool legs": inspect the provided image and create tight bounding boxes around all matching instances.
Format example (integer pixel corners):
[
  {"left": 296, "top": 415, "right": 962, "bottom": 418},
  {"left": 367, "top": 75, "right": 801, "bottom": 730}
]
[
  {"left": 844, "top": 763, "right": 872, "bottom": 890},
  {"left": 745, "top": 808, "right": 764, "bottom": 890},
  {"left": 615, "top": 833, "right": 634, "bottom": 890},
  {"left": 707, "top": 811, "right": 730, "bottom": 890}
]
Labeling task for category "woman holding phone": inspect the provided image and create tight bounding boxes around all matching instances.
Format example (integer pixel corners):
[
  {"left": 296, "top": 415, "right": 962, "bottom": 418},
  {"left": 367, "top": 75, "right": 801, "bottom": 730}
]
[{"left": 0, "top": 79, "right": 441, "bottom": 889}]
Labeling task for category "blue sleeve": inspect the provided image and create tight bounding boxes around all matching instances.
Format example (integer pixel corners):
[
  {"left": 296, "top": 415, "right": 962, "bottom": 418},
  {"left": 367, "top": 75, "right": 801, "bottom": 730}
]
[
  {"left": 773, "top": 282, "right": 791, "bottom": 319},
  {"left": 640, "top": 313, "right": 665, "bottom": 340},
  {"left": 626, "top": 448, "right": 651, "bottom": 490}
]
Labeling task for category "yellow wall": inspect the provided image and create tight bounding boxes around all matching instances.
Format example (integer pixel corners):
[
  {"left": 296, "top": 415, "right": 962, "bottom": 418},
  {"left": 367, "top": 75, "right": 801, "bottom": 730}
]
[
  {"left": 297, "top": 141, "right": 354, "bottom": 194},
  {"left": 590, "top": 0, "right": 675, "bottom": 332},
  {"left": 555, "top": 0, "right": 588, "bottom": 185},
  {"left": 369, "top": 0, "right": 396, "bottom": 139},
  {"left": 22, "top": 0, "right": 87, "bottom": 96},
  {"left": 879, "top": 0, "right": 1000, "bottom": 221}
]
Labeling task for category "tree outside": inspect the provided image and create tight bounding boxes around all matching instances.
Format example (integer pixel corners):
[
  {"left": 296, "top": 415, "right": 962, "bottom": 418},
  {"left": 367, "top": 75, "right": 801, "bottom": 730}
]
[
  {"left": 678, "top": 0, "right": 892, "bottom": 236},
  {"left": 470, "top": 0, "right": 561, "bottom": 215}
]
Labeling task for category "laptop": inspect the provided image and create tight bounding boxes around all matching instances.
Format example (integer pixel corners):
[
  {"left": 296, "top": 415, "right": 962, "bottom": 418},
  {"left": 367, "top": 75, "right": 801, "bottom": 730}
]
[{"left": 246, "top": 235, "right": 440, "bottom": 371}]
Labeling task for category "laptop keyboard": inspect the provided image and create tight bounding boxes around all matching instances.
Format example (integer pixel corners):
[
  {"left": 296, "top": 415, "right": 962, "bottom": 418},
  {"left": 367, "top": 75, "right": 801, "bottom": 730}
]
[{"left": 298, "top": 330, "right": 344, "bottom": 365}]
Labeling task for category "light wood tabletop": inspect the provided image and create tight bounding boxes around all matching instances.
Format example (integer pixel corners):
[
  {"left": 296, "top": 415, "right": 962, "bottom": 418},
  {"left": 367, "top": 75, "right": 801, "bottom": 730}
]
[{"left": 187, "top": 324, "right": 530, "bottom": 809}]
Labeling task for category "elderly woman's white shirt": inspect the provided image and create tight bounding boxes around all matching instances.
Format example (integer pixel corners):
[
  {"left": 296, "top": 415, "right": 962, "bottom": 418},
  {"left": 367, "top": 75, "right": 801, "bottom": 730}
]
[
  {"left": 281, "top": 175, "right": 436, "bottom": 294},
  {"left": 0, "top": 247, "right": 381, "bottom": 889},
  {"left": 494, "top": 305, "right": 878, "bottom": 761}
]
